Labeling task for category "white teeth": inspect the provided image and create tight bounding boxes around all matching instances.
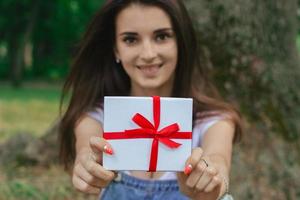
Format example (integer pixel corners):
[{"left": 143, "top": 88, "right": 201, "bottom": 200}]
[
  {"left": 137, "top": 64, "right": 162, "bottom": 69},
  {"left": 136, "top": 64, "right": 162, "bottom": 76}
]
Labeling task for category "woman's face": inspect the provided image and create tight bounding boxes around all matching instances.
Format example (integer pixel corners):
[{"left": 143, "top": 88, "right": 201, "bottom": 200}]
[{"left": 114, "top": 3, "right": 178, "bottom": 94}]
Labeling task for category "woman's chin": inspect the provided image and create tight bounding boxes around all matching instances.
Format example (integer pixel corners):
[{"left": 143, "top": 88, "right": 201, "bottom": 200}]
[{"left": 132, "top": 81, "right": 163, "bottom": 92}]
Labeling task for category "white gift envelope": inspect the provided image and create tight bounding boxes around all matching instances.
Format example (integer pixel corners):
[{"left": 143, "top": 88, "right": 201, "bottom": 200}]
[{"left": 103, "top": 96, "right": 193, "bottom": 171}]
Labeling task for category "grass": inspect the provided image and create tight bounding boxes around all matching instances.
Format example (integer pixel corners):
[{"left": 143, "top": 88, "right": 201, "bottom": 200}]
[
  {"left": 0, "top": 165, "right": 96, "bottom": 200},
  {"left": 0, "top": 82, "right": 95, "bottom": 200},
  {"left": 0, "top": 83, "right": 62, "bottom": 142}
]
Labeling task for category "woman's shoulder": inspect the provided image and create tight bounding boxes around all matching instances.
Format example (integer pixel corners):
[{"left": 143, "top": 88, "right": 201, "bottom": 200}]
[
  {"left": 74, "top": 113, "right": 103, "bottom": 139},
  {"left": 194, "top": 111, "right": 227, "bottom": 128},
  {"left": 192, "top": 112, "right": 230, "bottom": 146},
  {"left": 86, "top": 107, "right": 104, "bottom": 125}
]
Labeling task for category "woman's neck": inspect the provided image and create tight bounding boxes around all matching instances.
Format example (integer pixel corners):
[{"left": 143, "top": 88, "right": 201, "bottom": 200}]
[
  {"left": 130, "top": 83, "right": 173, "bottom": 97},
  {"left": 130, "top": 88, "right": 171, "bottom": 97}
]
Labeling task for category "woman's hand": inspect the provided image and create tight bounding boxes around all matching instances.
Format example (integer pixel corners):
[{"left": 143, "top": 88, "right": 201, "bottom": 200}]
[
  {"left": 72, "top": 136, "right": 116, "bottom": 194},
  {"left": 177, "top": 147, "right": 224, "bottom": 200}
]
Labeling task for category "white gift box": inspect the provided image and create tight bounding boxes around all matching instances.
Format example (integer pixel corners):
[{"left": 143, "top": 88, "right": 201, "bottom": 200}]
[{"left": 103, "top": 96, "right": 193, "bottom": 171}]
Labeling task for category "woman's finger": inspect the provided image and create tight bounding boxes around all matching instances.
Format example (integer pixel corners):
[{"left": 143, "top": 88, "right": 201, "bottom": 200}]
[
  {"left": 204, "top": 175, "right": 222, "bottom": 193},
  {"left": 89, "top": 136, "right": 114, "bottom": 154},
  {"left": 83, "top": 157, "right": 116, "bottom": 183},
  {"left": 184, "top": 147, "right": 203, "bottom": 175},
  {"left": 194, "top": 165, "right": 217, "bottom": 192},
  {"left": 72, "top": 174, "right": 101, "bottom": 194},
  {"left": 75, "top": 162, "right": 109, "bottom": 188},
  {"left": 185, "top": 156, "right": 207, "bottom": 188}
]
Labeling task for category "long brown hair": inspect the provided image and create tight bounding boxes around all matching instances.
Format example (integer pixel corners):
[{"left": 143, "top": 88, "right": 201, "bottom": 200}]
[{"left": 59, "top": 0, "right": 242, "bottom": 170}]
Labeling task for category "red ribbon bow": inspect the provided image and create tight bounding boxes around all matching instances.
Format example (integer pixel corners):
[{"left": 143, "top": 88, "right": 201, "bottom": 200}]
[{"left": 103, "top": 96, "right": 192, "bottom": 171}]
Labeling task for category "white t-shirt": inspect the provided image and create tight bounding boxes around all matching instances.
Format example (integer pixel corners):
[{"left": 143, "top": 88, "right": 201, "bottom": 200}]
[{"left": 88, "top": 108, "right": 223, "bottom": 180}]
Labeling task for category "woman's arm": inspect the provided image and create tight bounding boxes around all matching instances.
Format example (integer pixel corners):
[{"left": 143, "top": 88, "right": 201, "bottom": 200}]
[
  {"left": 75, "top": 115, "right": 103, "bottom": 156},
  {"left": 201, "top": 120, "right": 235, "bottom": 197},
  {"left": 72, "top": 115, "right": 116, "bottom": 194},
  {"left": 177, "top": 120, "right": 235, "bottom": 200}
]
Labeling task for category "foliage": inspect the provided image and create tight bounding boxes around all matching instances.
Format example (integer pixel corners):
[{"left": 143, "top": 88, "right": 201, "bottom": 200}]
[
  {"left": 32, "top": 0, "right": 105, "bottom": 79},
  {"left": 0, "top": 0, "right": 105, "bottom": 80}
]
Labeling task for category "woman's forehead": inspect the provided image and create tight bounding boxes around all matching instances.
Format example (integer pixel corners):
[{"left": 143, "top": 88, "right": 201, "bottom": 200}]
[{"left": 115, "top": 4, "right": 173, "bottom": 33}]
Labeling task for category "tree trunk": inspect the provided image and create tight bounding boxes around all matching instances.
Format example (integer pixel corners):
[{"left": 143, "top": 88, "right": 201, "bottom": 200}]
[
  {"left": 9, "top": 37, "right": 24, "bottom": 87},
  {"left": 8, "top": 2, "right": 39, "bottom": 87}
]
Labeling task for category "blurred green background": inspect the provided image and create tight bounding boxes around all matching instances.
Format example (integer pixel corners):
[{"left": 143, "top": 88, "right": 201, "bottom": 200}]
[{"left": 0, "top": 0, "right": 300, "bottom": 199}]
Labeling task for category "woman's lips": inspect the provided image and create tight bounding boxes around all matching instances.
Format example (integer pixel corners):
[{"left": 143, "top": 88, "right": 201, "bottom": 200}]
[{"left": 137, "top": 64, "right": 162, "bottom": 77}]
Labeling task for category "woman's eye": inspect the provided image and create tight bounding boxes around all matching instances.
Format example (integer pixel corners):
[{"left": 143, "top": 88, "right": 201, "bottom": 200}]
[
  {"left": 123, "top": 37, "right": 137, "bottom": 44},
  {"left": 156, "top": 33, "right": 171, "bottom": 41}
]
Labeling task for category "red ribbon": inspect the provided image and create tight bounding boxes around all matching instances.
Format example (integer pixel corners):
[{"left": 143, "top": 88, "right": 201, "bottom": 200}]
[{"left": 103, "top": 96, "right": 192, "bottom": 172}]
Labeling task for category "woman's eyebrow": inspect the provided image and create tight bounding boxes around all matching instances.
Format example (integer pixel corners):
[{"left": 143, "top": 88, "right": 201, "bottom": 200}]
[
  {"left": 154, "top": 28, "right": 173, "bottom": 33},
  {"left": 119, "top": 32, "right": 138, "bottom": 36},
  {"left": 119, "top": 28, "right": 173, "bottom": 36}
]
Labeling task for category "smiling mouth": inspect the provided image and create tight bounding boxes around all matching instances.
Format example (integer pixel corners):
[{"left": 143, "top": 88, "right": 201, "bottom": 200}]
[
  {"left": 137, "top": 64, "right": 163, "bottom": 77},
  {"left": 137, "top": 64, "right": 163, "bottom": 69}
]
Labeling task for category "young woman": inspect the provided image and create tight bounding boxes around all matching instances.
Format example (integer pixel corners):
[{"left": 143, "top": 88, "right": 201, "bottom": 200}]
[{"left": 59, "top": 1, "right": 242, "bottom": 199}]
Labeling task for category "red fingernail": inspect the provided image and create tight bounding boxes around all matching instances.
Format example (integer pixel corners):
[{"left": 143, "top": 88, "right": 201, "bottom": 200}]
[
  {"left": 104, "top": 145, "right": 114, "bottom": 155},
  {"left": 184, "top": 164, "right": 192, "bottom": 175}
]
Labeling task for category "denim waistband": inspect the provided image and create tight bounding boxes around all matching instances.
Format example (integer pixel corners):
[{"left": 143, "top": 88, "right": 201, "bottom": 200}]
[{"left": 113, "top": 172, "right": 180, "bottom": 193}]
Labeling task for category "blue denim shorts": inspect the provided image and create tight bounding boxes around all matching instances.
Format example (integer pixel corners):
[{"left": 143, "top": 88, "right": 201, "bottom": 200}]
[{"left": 100, "top": 172, "right": 234, "bottom": 200}]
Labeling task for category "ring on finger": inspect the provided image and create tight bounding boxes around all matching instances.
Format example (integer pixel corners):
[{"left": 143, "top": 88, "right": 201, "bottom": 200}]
[{"left": 200, "top": 158, "right": 209, "bottom": 167}]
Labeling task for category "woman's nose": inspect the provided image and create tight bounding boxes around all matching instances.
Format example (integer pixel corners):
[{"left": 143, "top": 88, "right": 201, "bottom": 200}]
[{"left": 140, "top": 40, "right": 157, "bottom": 62}]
